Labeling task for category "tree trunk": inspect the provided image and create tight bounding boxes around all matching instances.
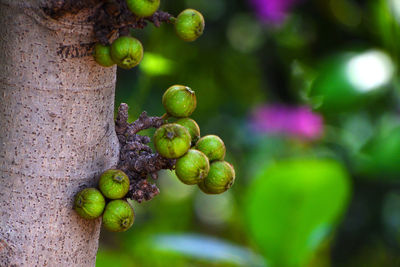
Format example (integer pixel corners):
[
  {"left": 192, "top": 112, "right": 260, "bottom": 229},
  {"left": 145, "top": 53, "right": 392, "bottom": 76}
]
[{"left": 0, "top": 1, "right": 119, "bottom": 266}]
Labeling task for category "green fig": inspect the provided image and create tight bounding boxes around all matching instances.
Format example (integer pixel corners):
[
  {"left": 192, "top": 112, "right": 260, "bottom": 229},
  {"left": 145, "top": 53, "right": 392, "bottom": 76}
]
[
  {"left": 153, "top": 123, "right": 191, "bottom": 159},
  {"left": 195, "top": 135, "right": 226, "bottom": 162},
  {"left": 102, "top": 200, "right": 135, "bottom": 232},
  {"left": 111, "top": 36, "right": 143, "bottom": 69},
  {"left": 99, "top": 169, "right": 130, "bottom": 199},
  {"left": 126, "top": 0, "right": 160, "bottom": 17},
  {"left": 93, "top": 43, "right": 115, "bottom": 67},
  {"left": 176, "top": 118, "right": 200, "bottom": 145},
  {"left": 198, "top": 161, "right": 235, "bottom": 194},
  {"left": 174, "top": 9, "right": 205, "bottom": 42},
  {"left": 162, "top": 85, "right": 197, "bottom": 118},
  {"left": 74, "top": 188, "right": 105, "bottom": 219},
  {"left": 175, "top": 149, "right": 210, "bottom": 185}
]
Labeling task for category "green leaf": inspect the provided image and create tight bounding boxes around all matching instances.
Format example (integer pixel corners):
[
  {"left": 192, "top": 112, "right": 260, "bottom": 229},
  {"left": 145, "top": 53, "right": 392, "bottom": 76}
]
[
  {"left": 356, "top": 125, "right": 400, "bottom": 179},
  {"left": 245, "top": 159, "right": 351, "bottom": 267},
  {"left": 309, "top": 50, "right": 393, "bottom": 112}
]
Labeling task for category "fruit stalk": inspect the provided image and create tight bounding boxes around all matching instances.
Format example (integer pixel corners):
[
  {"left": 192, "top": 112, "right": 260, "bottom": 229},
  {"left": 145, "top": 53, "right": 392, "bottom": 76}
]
[{"left": 115, "top": 104, "right": 175, "bottom": 203}]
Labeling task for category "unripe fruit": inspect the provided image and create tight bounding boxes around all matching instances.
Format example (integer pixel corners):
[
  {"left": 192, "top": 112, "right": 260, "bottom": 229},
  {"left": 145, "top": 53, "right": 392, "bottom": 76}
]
[
  {"left": 162, "top": 85, "right": 197, "bottom": 118},
  {"left": 176, "top": 118, "right": 200, "bottom": 145},
  {"left": 195, "top": 135, "right": 226, "bottom": 162},
  {"left": 111, "top": 36, "right": 143, "bottom": 69},
  {"left": 126, "top": 0, "right": 160, "bottom": 17},
  {"left": 74, "top": 188, "right": 105, "bottom": 219},
  {"left": 93, "top": 43, "right": 115, "bottom": 67},
  {"left": 99, "top": 169, "right": 130, "bottom": 199},
  {"left": 174, "top": 9, "right": 205, "bottom": 42},
  {"left": 102, "top": 200, "right": 135, "bottom": 232},
  {"left": 198, "top": 161, "right": 235, "bottom": 194},
  {"left": 175, "top": 149, "right": 210, "bottom": 185},
  {"left": 153, "top": 123, "right": 191, "bottom": 159}
]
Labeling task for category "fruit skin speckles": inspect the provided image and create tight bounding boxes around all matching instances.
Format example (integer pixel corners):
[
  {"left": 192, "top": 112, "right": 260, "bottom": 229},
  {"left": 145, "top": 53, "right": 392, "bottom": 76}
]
[
  {"left": 93, "top": 43, "right": 115, "bottom": 67},
  {"left": 198, "top": 161, "right": 235, "bottom": 194},
  {"left": 99, "top": 169, "right": 130, "bottom": 200},
  {"left": 176, "top": 118, "right": 200, "bottom": 145},
  {"left": 74, "top": 188, "right": 106, "bottom": 219},
  {"left": 111, "top": 36, "right": 144, "bottom": 69},
  {"left": 174, "top": 9, "right": 205, "bottom": 42},
  {"left": 162, "top": 85, "right": 197, "bottom": 118},
  {"left": 153, "top": 123, "right": 191, "bottom": 159},
  {"left": 175, "top": 149, "right": 210, "bottom": 185},
  {"left": 195, "top": 135, "right": 226, "bottom": 162},
  {"left": 102, "top": 200, "right": 135, "bottom": 232},
  {"left": 126, "top": 0, "right": 160, "bottom": 17}
]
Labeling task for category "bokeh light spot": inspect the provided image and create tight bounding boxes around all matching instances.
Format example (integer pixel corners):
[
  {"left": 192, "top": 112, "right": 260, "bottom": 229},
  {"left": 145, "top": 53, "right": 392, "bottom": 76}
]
[
  {"left": 346, "top": 50, "right": 394, "bottom": 92},
  {"left": 139, "top": 52, "right": 174, "bottom": 76}
]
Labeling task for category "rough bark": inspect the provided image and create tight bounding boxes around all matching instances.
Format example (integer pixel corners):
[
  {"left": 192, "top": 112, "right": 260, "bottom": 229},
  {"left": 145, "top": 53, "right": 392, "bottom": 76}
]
[{"left": 0, "top": 1, "right": 118, "bottom": 266}]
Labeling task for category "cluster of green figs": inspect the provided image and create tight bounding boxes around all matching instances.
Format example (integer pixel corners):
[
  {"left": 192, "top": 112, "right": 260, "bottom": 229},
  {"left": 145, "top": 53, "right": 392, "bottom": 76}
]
[
  {"left": 74, "top": 169, "right": 134, "bottom": 232},
  {"left": 155, "top": 85, "right": 236, "bottom": 193},
  {"left": 73, "top": 85, "right": 235, "bottom": 232},
  {"left": 93, "top": 0, "right": 205, "bottom": 69}
]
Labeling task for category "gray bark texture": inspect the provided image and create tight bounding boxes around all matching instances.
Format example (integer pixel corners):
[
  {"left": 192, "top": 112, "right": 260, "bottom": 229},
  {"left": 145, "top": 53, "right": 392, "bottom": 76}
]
[{"left": 0, "top": 1, "right": 119, "bottom": 266}]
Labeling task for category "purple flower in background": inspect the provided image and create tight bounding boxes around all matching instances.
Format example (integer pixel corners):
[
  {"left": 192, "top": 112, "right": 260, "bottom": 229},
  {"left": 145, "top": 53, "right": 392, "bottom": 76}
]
[
  {"left": 249, "top": 0, "right": 303, "bottom": 24},
  {"left": 250, "top": 105, "right": 323, "bottom": 140}
]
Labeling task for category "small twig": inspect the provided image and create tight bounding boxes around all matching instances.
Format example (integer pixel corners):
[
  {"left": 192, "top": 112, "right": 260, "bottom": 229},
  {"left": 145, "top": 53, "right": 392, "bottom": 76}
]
[
  {"left": 115, "top": 103, "right": 129, "bottom": 135},
  {"left": 128, "top": 111, "right": 165, "bottom": 135}
]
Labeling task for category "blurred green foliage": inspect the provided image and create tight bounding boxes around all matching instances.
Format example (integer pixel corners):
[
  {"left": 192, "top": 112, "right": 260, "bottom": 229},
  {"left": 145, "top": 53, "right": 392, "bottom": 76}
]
[
  {"left": 98, "top": 0, "right": 400, "bottom": 266},
  {"left": 246, "top": 159, "right": 350, "bottom": 267}
]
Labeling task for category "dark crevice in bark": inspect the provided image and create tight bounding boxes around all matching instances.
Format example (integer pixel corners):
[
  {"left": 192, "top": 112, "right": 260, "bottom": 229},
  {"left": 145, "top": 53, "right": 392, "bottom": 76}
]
[
  {"left": 115, "top": 103, "right": 175, "bottom": 203},
  {"left": 42, "top": 0, "right": 103, "bottom": 18}
]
